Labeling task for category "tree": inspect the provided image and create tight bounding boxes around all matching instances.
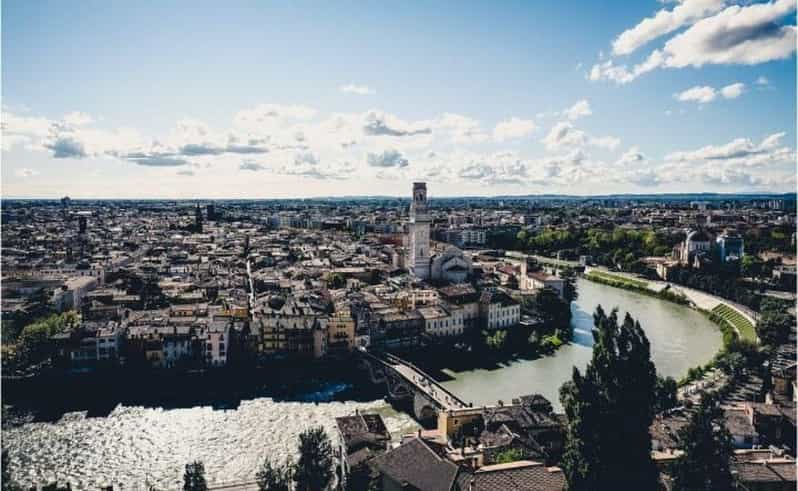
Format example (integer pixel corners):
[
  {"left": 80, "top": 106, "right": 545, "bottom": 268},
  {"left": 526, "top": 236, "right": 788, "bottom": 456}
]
[
  {"left": 671, "top": 396, "right": 733, "bottom": 491},
  {"left": 654, "top": 376, "right": 678, "bottom": 413},
  {"left": 326, "top": 273, "right": 346, "bottom": 290},
  {"left": 757, "top": 298, "right": 794, "bottom": 346},
  {"left": 494, "top": 447, "right": 525, "bottom": 464},
  {"left": 256, "top": 457, "right": 293, "bottom": 491},
  {"left": 526, "top": 288, "right": 572, "bottom": 338},
  {"left": 183, "top": 461, "right": 208, "bottom": 491},
  {"left": 14, "top": 312, "right": 79, "bottom": 369},
  {"left": 559, "top": 306, "right": 659, "bottom": 490},
  {"left": 560, "top": 267, "right": 578, "bottom": 303},
  {"left": 2, "top": 449, "right": 21, "bottom": 491},
  {"left": 293, "top": 427, "right": 333, "bottom": 491},
  {"left": 483, "top": 329, "right": 507, "bottom": 352}
]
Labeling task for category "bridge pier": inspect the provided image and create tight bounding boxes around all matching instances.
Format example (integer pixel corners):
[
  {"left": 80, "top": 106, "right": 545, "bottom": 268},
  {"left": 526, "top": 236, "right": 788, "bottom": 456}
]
[
  {"left": 357, "top": 350, "right": 469, "bottom": 424},
  {"left": 413, "top": 392, "right": 438, "bottom": 422}
]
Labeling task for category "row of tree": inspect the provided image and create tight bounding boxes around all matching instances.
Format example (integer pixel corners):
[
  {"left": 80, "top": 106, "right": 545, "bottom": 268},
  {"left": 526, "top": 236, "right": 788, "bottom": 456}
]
[
  {"left": 560, "top": 306, "right": 734, "bottom": 490},
  {"left": 2, "top": 311, "right": 80, "bottom": 373}
]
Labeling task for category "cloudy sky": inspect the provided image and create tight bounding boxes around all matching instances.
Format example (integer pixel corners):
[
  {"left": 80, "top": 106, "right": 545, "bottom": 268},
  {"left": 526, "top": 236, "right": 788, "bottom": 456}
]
[{"left": 2, "top": 0, "right": 796, "bottom": 198}]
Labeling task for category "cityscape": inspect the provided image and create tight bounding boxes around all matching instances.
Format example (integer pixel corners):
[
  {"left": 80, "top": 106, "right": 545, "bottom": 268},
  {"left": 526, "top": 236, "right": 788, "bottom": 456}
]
[{"left": 2, "top": 1, "right": 797, "bottom": 491}]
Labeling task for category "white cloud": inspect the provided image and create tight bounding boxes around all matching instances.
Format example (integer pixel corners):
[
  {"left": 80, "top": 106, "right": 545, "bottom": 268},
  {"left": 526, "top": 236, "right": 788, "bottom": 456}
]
[
  {"left": 492, "top": 117, "right": 537, "bottom": 142},
  {"left": 366, "top": 149, "right": 409, "bottom": 168},
  {"left": 562, "top": 99, "right": 592, "bottom": 121},
  {"left": 676, "top": 85, "right": 717, "bottom": 103},
  {"left": 339, "top": 84, "right": 375, "bottom": 95},
  {"left": 666, "top": 132, "right": 793, "bottom": 166},
  {"left": 239, "top": 161, "right": 268, "bottom": 171},
  {"left": 720, "top": 82, "right": 745, "bottom": 99},
  {"left": 755, "top": 76, "right": 770, "bottom": 86},
  {"left": 674, "top": 82, "right": 745, "bottom": 103},
  {"left": 541, "top": 121, "right": 620, "bottom": 151},
  {"left": 542, "top": 122, "right": 586, "bottom": 150},
  {"left": 363, "top": 110, "right": 431, "bottom": 137},
  {"left": 592, "top": 0, "right": 796, "bottom": 84},
  {"left": 63, "top": 111, "right": 95, "bottom": 126},
  {"left": 589, "top": 135, "right": 621, "bottom": 151},
  {"left": 616, "top": 146, "right": 647, "bottom": 167},
  {"left": 14, "top": 167, "right": 40, "bottom": 178},
  {"left": 661, "top": 0, "right": 796, "bottom": 68},
  {"left": 612, "top": 0, "right": 725, "bottom": 56},
  {"left": 435, "top": 113, "right": 489, "bottom": 144}
]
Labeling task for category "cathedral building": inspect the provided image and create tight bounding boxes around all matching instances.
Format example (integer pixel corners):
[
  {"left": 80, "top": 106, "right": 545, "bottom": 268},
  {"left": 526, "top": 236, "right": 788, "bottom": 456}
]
[{"left": 407, "top": 182, "right": 473, "bottom": 283}]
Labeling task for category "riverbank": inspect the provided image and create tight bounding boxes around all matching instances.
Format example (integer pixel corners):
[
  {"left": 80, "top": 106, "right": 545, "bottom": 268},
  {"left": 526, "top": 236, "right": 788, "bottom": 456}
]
[
  {"left": 436, "top": 279, "right": 722, "bottom": 410},
  {"left": 582, "top": 268, "right": 762, "bottom": 389},
  {"left": 584, "top": 270, "right": 690, "bottom": 305},
  {"left": 583, "top": 267, "right": 757, "bottom": 341}
]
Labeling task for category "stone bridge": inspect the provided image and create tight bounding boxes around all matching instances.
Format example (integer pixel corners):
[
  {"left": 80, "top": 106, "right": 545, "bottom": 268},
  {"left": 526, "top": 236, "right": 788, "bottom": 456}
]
[{"left": 358, "top": 350, "right": 469, "bottom": 421}]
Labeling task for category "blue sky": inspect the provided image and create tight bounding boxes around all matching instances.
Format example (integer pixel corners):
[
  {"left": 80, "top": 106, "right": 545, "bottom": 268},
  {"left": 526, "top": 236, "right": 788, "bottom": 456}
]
[{"left": 2, "top": 0, "right": 796, "bottom": 198}]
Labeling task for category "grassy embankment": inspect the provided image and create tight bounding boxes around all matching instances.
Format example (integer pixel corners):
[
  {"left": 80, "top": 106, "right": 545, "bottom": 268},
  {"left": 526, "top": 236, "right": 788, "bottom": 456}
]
[{"left": 584, "top": 270, "right": 689, "bottom": 305}]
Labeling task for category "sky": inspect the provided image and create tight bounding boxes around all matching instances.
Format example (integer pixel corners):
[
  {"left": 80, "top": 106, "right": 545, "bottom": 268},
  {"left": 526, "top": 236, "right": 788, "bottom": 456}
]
[{"left": 2, "top": 0, "right": 796, "bottom": 198}]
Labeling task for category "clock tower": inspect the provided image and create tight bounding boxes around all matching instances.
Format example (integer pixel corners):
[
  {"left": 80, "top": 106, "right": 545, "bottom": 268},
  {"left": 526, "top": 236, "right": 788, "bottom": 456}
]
[{"left": 409, "top": 182, "right": 431, "bottom": 280}]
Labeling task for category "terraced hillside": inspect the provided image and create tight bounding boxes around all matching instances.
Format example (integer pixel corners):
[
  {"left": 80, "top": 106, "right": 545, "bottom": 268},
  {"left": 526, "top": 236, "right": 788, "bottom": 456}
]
[{"left": 711, "top": 304, "right": 757, "bottom": 342}]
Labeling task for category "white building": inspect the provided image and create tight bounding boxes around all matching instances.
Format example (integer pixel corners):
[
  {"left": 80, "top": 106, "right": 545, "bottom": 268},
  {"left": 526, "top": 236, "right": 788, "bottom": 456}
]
[
  {"left": 205, "top": 323, "right": 230, "bottom": 366},
  {"left": 479, "top": 290, "right": 521, "bottom": 330},
  {"left": 96, "top": 323, "right": 125, "bottom": 362},
  {"left": 430, "top": 246, "right": 473, "bottom": 284},
  {"left": 678, "top": 230, "right": 712, "bottom": 264},
  {"left": 418, "top": 304, "right": 465, "bottom": 337},
  {"left": 53, "top": 276, "right": 98, "bottom": 312},
  {"left": 519, "top": 261, "right": 565, "bottom": 299},
  {"left": 460, "top": 228, "right": 486, "bottom": 246}
]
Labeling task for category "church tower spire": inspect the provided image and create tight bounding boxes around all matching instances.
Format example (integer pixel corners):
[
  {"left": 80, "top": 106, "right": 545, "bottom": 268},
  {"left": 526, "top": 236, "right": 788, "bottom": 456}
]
[{"left": 409, "top": 182, "right": 431, "bottom": 280}]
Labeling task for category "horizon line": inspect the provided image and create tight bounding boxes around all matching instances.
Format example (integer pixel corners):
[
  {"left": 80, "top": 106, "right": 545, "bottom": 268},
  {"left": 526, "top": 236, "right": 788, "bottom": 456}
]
[{"left": 2, "top": 191, "right": 796, "bottom": 201}]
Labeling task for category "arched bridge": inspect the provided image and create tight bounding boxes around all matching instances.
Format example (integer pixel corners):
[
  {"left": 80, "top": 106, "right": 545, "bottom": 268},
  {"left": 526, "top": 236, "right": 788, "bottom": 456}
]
[{"left": 359, "top": 349, "right": 469, "bottom": 421}]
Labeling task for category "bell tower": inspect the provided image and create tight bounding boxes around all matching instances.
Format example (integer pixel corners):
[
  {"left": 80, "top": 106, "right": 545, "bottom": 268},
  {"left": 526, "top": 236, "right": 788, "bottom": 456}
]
[{"left": 409, "top": 182, "right": 430, "bottom": 280}]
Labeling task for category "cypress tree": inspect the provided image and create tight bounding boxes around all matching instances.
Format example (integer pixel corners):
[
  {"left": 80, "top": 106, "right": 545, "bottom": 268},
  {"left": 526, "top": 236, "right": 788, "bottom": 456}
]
[
  {"left": 671, "top": 396, "right": 734, "bottom": 491},
  {"left": 560, "top": 306, "right": 659, "bottom": 490}
]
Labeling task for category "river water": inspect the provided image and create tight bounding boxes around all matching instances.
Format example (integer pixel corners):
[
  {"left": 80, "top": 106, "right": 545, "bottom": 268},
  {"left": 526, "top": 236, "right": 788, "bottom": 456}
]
[
  {"left": 2, "top": 279, "right": 722, "bottom": 489},
  {"left": 440, "top": 278, "right": 723, "bottom": 410}
]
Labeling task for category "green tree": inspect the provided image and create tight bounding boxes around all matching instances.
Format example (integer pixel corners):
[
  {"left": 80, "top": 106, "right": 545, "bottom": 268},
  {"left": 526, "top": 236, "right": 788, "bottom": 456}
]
[
  {"left": 559, "top": 306, "right": 659, "bottom": 490},
  {"left": 740, "top": 255, "right": 764, "bottom": 278},
  {"left": 494, "top": 447, "right": 525, "bottom": 464},
  {"left": 15, "top": 312, "right": 79, "bottom": 368},
  {"left": 527, "top": 288, "right": 571, "bottom": 333},
  {"left": 326, "top": 273, "right": 346, "bottom": 290},
  {"left": 293, "top": 426, "right": 333, "bottom": 491},
  {"left": 256, "top": 458, "right": 293, "bottom": 491},
  {"left": 483, "top": 329, "right": 507, "bottom": 352},
  {"left": 756, "top": 298, "right": 794, "bottom": 346},
  {"left": 560, "top": 267, "right": 578, "bottom": 303},
  {"left": 671, "top": 397, "right": 733, "bottom": 491},
  {"left": 183, "top": 461, "right": 208, "bottom": 491},
  {"left": 654, "top": 376, "right": 678, "bottom": 413},
  {"left": 2, "top": 449, "right": 22, "bottom": 491}
]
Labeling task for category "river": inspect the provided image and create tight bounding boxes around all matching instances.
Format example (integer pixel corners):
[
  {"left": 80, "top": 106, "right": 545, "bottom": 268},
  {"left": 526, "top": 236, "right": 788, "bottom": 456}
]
[
  {"left": 2, "top": 279, "right": 722, "bottom": 489},
  {"left": 439, "top": 278, "right": 723, "bottom": 410}
]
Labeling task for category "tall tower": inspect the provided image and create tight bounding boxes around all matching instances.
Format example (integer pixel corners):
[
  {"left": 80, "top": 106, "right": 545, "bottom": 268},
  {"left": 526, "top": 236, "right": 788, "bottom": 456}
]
[
  {"left": 409, "top": 182, "right": 431, "bottom": 280},
  {"left": 195, "top": 204, "right": 203, "bottom": 233}
]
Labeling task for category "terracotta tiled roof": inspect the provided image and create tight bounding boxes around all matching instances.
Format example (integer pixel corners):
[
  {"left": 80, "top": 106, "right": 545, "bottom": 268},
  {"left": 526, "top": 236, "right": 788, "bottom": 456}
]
[
  {"left": 373, "top": 437, "right": 459, "bottom": 491},
  {"left": 455, "top": 461, "right": 566, "bottom": 491}
]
